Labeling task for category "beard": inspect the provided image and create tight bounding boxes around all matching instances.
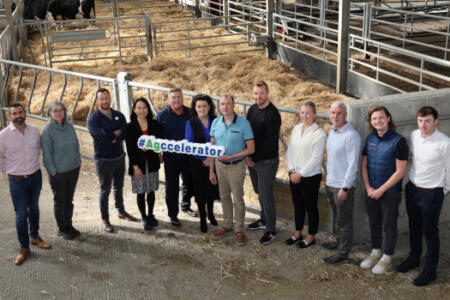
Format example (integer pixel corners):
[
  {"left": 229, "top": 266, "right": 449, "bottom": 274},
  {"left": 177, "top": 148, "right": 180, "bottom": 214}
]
[{"left": 12, "top": 117, "right": 25, "bottom": 125}]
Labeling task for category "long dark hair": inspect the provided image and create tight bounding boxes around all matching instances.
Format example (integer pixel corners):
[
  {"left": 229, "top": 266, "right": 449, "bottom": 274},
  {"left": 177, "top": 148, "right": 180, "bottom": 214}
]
[
  {"left": 130, "top": 97, "right": 154, "bottom": 122},
  {"left": 190, "top": 94, "right": 217, "bottom": 119}
]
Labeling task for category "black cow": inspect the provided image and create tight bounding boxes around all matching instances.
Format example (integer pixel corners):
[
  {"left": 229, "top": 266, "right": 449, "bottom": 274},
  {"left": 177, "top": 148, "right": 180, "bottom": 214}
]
[
  {"left": 48, "top": 0, "right": 95, "bottom": 20},
  {"left": 24, "top": 0, "right": 49, "bottom": 20}
]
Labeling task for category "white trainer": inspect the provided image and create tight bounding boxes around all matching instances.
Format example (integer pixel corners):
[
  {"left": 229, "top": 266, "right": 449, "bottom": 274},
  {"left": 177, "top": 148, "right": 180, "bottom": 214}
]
[
  {"left": 372, "top": 257, "right": 392, "bottom": 275},
  {"left": 360, "top": 254, "right": 381, "bottom": 269}
]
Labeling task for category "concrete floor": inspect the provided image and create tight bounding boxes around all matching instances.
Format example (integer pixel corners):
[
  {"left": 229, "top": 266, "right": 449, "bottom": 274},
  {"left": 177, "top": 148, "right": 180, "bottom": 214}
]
[{"left": 0, "top": 159, "right": 449, "bottom": 299}]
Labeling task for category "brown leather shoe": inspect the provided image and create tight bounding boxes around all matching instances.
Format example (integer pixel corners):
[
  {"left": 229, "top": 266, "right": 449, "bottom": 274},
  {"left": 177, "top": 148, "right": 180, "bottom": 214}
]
[
  {"left": 212, "top": 227, "right": 232, "bottom": 239},
  {"left": 103, "top": 220, "right": 114, "bottom": 233},
  {"left": 15, "top": 248, "right": 30, "bottom": 265},
  {"left": 236, "top": 233, "right": 246, "bottom": 246},
  {"left": 118, "top": 211, "right": 138, "bottom": 222},
  {"left": 30, "top": 237, "right": 51, "bottom": 249}
]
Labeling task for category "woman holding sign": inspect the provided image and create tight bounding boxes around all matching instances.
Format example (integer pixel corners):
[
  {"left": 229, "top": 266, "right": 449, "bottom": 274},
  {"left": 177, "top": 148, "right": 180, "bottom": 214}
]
[
  {"left": 185, "top": 94, "right": 219, "bottom": 233},
  {"left": 125, "top": 97, "right": 162, "bottom": 231}
]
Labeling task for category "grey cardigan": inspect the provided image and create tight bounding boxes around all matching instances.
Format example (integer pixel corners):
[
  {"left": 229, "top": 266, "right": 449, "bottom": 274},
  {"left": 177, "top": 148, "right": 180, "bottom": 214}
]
[{"left": 41, "top": 122, "right": 81, "bottom": 175}]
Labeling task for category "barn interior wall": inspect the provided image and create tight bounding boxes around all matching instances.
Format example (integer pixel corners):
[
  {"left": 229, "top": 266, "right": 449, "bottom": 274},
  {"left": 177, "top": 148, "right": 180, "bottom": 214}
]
[{"left": 346, "top": 87, "right": 450, "bottom": 242}]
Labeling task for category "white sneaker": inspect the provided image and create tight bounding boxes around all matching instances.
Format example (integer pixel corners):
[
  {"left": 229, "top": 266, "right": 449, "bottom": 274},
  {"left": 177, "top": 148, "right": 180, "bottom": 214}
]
[
  {"left": 372, "top": 257, "right": 392, "bottom": 275},
  {"left": 360, "top": 254, "right": 381, "bottom": 269}
]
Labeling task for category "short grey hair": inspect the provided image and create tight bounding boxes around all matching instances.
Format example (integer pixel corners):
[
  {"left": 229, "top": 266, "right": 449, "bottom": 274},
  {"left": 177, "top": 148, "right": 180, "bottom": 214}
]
[
  {"left": 47, "top": 101, "right": 67, "bottom": 124},
  {"left": 330, "top": 101, "right": 347, "bottom": 113}
]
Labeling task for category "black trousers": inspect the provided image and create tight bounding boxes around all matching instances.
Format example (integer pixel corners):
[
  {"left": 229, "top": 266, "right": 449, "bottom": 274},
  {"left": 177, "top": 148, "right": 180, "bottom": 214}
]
[
  {"left": 49, "top": 167, "right": 80, "bottom": 232},
  {"left": 405, "top": 181, "right": 444, "bottom": 272},
  {"left": 289, "top": 173, "right": 322, "bottom": 235},
  {"left": 163, "top": 158, "right": 193, "bottom": 218},
  {"left": 188, "top": 158, "right": 218, "bottom": 206},
  {"left": 94, "top": 157, "right": 126, "bottom": 220},
  {"left": 365, "top": 192, "right": 401, "bottom": 255}
]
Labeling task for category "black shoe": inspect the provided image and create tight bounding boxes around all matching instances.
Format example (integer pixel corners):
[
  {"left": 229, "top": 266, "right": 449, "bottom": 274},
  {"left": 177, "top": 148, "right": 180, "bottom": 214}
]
[
  {"left": 248, "top": 220, "right": 265, "bottom": 230},
  {"left": 413, "top": 270, "right": 436, "bottom": 286},
  {"left": 260, "top": 232, "right": 276, "bottom": 245},
  {"left": 200, "top": 218, "right": 207, "bottom": 233},
  {"left": 171, "top": 217, "right": 181, "bottom": 227},
  {"left": 58, "top": 230, "right": 76, "bottom": 240},
  {"left": 285, "top": 235, "right": 303, "bottom": 245},
  {"left": 322, "top": 242, "right": 338, "bottom": 250},
  {"left": 70, "top": 226, "right": 81, "bottom": 237},
  {"left": 182, "top": 209, "right": 198, "bottom": 218},
  {"left": 144, "top": 222, "right": 153, "bottom": 231},
  {"left": 297, "top": 239, "right": 316, "bottom": 249},
  {"left": 208, "top": 215, "right": 218, "bottom": 226},
  {"left": 103, "top": 220, "right": 114, "bottom": 233},
  {"left": 323, "top": 254, "right": 349, "bottom": 265},
  {"left": 396, "top": 257, "right": 420, "bottom": 273},
  {"left": 149, "top": 215, "right": 158, "bottom": 227}
]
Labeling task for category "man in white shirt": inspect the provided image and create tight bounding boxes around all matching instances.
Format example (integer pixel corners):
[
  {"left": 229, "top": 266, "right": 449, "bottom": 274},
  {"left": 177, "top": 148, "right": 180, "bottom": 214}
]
[{"left": 396, "top": 106, "right": 449, "bottom": 286}]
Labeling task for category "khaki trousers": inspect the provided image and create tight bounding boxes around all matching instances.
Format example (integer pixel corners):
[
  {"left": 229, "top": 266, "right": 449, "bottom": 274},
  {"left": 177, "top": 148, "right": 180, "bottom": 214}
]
[{"left": 215, "top": 159, "right": 246, "bottom": 233}]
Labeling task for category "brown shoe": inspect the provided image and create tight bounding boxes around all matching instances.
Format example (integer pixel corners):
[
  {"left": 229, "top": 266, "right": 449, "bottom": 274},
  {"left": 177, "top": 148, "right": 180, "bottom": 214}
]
[
  {"left": 30, "top": 237, "right": 51, "bottom": 249},
  {"left": 236, "top": 233, "right": 246, "bottom": 246},
  {"left": 15, "top": 248, "right": 30, "bottom": 265},
  {"left": 118, "top": 211, "right": 138, "bottom": 222},
  {"left": 103, "top": 220, "right": 114, "bottom": 233},
  {"left": 212, "top": 227, "right": 232, "bottom": 240}
]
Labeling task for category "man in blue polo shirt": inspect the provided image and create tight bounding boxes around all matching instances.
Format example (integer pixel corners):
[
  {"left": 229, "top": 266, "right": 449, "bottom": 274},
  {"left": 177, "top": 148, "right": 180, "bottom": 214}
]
[
  {"left": 156, "top": 88, "right": 195, "bottom": 226},
  {"left": 210, "top": 94, "right": 255, "bottom": 246},
  {"left": 88, "top": 88, "right": 137, "bottom": 233}
]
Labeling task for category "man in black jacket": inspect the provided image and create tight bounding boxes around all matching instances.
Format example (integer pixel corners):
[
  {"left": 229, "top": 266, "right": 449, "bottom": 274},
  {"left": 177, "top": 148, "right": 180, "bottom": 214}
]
[
  {"left": 246, "top": 81, "right": 281, "bottom": 245},
  {"left": 88, "top": 88, "right": 137, "bottom": 233}
]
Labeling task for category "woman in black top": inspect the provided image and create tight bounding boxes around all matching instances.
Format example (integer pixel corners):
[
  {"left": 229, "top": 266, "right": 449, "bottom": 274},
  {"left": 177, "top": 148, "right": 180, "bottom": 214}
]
[
  {"left": 185, "top": 94, "right": 219, "bottom": 232},
  {"left": 125, "top": 98, "right": 162, "bottom": 231}
]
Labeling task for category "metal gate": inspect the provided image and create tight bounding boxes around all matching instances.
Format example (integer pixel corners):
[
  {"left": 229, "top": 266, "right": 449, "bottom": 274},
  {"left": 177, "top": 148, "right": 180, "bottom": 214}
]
[{"left": 24, "top": 15, "right": 152, "bottom": 67}]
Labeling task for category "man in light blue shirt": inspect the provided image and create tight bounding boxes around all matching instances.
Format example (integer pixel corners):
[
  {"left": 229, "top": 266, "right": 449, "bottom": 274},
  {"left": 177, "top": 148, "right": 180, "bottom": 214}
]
[
  {"left": 323, "top": 101, "right": 361, "bottom": 265},
  {"left": 210, "top": 95, "right": 255, "bottom": 246}
]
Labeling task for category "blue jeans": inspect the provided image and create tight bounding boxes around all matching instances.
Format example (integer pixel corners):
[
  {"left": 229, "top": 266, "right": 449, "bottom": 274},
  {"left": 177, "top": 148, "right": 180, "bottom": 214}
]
[
  {"left": 405, "top": 181, "right": 444, "bottom": 273},
  {"left": 8, "top": 171, "right": 42, "bottom": 249}
]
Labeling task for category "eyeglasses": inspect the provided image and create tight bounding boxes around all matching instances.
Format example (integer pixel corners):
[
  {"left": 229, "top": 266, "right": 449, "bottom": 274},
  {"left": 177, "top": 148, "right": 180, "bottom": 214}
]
[{"left": 52, "top": 109, "right": 64, "bottom": 113}]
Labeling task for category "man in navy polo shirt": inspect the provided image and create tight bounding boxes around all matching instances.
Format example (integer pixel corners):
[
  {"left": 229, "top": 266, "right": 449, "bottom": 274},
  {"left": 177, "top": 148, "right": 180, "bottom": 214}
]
[
  {"left": 156, "top": 88, "right": 195, "bottom": 226},
  {"left": 88, "top": 88, "right": 137, "bottom": 233},
  {"left": 210, "top": 94, "right": 255, "bottom": 246}
]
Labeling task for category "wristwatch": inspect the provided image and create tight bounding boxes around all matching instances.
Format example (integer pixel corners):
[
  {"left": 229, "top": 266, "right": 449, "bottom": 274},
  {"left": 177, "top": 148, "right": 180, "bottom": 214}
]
[{"left": 342, "top": 188, "right": 349, "bottom": 192}]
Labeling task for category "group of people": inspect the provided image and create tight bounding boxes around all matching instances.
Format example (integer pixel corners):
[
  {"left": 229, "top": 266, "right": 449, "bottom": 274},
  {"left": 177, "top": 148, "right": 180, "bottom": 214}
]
[{"left": 0, "top": 82, "right": 448, "bottom": 287}]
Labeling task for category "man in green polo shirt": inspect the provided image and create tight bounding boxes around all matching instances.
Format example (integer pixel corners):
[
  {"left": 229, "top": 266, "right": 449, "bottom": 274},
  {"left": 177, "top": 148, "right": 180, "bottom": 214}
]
[{"left": 210, "top": 94, "right": 255, "bottom": 246}]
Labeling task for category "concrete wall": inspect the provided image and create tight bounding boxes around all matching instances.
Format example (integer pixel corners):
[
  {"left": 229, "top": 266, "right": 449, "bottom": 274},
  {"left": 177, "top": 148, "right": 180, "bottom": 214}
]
[{"left": 346, "top": 87, "right": 450, "bottom": 242}]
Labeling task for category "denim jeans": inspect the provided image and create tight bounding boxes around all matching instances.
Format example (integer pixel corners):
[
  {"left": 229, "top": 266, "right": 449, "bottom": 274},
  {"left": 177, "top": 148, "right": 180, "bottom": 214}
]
[
  {"left": 163, "top": 157, "right": 193, "bottom": 218},
  {"left": 248, "top": 158, "right": 279, "bottom": 233},
  {"left": 8, "top": 171, "right": 42, "bottom": 249},
  {"left": 94, "top": 157, "right": 125, "bottom": 220}
]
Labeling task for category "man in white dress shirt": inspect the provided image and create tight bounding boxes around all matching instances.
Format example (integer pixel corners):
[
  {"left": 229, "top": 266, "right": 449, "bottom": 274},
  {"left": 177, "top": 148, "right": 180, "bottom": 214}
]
[{"left": 396, "top": 106, "right": 449, "bottom": 286}]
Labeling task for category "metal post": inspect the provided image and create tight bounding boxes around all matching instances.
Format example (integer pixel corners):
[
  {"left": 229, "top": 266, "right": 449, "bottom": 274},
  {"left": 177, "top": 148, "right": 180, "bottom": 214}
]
[
  {"left": 144, "top": 13, "right": 153, "bottom": 60},
  {"left": 265, "top": 0, "right": 274, "bottom": 58},
  {"left": 362, "top": 4, "right": 372, "bottom": 55},
  {"left": 224, "top": 0, "right": 229, "bottom": 29},
  {"left": 336, "top": 0, "right": 349, "bottom": 94},
  {"left": 275, "top": 0, "right": 281, "bottom": 14},
  {"left": 0, "top": 67, "right": 6, "bottom": 128},
  {"left": 195, "top": 0, "right": 201, "bottom": 18},
  {"left": 4, "top": 0, "right": 18, "bottom": 61},
  {"left": 319, "top": 0, "right": 326, "bottom": 45},
  {"left": 116, "top": 72, "right": 133, "bottom": 122}
]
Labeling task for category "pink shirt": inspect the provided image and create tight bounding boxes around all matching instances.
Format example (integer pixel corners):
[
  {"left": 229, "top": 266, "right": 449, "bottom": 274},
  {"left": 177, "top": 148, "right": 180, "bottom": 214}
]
[{"left": 0, "top": 123, "right": 41, "bottom": 176}]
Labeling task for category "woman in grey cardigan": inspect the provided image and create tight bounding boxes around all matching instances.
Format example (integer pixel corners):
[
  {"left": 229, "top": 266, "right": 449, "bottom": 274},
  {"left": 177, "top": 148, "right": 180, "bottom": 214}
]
[{"left": 41, "top": 101, "right": 81, "bottom": 240}]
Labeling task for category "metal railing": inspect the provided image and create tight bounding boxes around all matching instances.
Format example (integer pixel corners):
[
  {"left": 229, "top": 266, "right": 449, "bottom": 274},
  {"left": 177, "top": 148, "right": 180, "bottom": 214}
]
[
  {"left": 23, "top": 15, "right": 152, "bottom": 67},
  {"left": 349, "top": 34, "right": 450, "bottom": 92},
  {"left": 0, "top": 58, "right": 116, "bottom": 148},
  {"left": 151, "top": 12, "right": 265, "bottom": 57},
  {"left": 96, "top": 0, "right": 187, "bottom": 18}
]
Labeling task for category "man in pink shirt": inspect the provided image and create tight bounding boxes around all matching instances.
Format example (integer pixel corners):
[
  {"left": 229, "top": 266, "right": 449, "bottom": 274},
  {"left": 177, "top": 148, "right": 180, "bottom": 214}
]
[{"left": 0, "top": 103, "right": 51, "bottom": 265}]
